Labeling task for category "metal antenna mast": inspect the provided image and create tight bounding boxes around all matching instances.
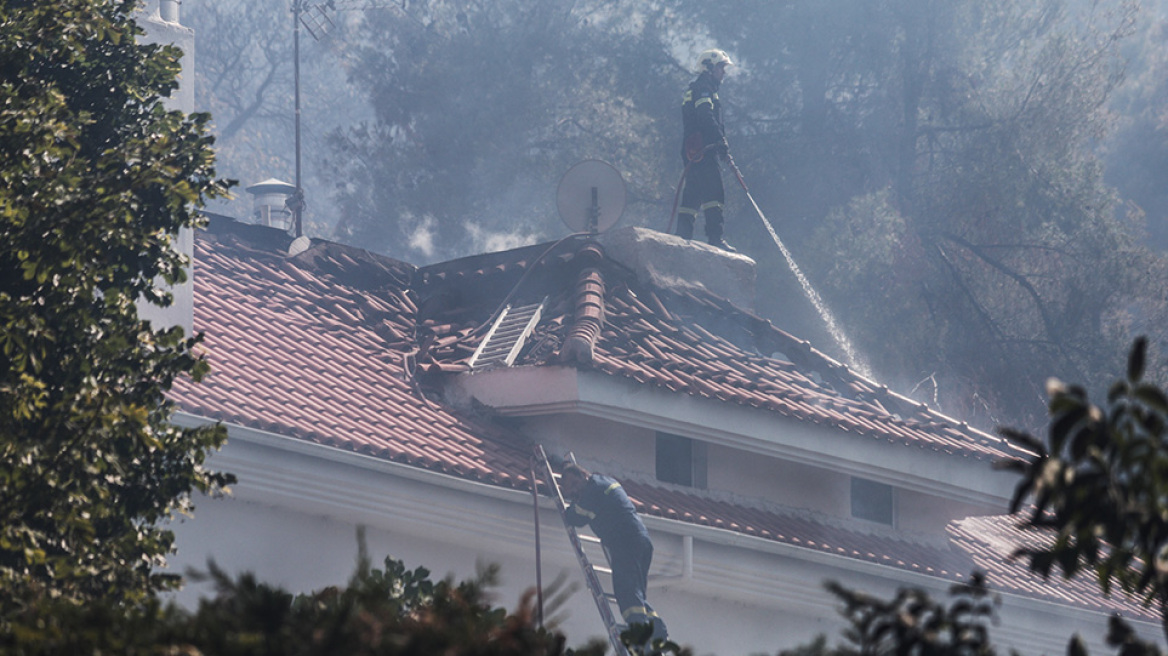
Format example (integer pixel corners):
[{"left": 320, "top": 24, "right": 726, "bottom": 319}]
[
  {"left": 288, "top": 0, "right": 424, "bottom": 238},
  {"left": 289, "top": 0, "right": 336, "bottom": 239},
  {"left": 292, "top": 0, "right": 304, "bottom": 238}
]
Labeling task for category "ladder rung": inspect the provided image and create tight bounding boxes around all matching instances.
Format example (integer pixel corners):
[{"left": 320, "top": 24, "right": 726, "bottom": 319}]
[
  {"left": 593, "top": 565, "right": 612, "bottom": 575},
  {"left": 579, "top": 534, "right": 601, "bottom": 544}
]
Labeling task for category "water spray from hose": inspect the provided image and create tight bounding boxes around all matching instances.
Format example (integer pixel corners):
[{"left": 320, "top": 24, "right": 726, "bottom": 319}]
[{"left": 724, "top": 155, "right": 872, "bottom": 379}]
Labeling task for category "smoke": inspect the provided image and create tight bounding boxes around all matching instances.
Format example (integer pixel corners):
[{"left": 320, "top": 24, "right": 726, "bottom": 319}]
[
  {"left": 467, "top": 222, "right": 541, "bottom": 254},
  {"left": 407, "top": 215, "right": 437, "bottom": 258}
]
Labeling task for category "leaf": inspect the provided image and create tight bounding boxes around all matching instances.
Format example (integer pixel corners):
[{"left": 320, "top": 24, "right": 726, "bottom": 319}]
[
  {"left": 1127, "top": 336, "right": 1148, "bottom": 383},
  {"left": 1133, "top": 386, "right": 1168, "bottom": 414},
  {"left": 1067, "top": 634, "right": 1089, "bottom": 656}
]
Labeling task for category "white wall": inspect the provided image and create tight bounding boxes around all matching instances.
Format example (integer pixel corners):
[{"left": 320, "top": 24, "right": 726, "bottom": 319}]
[{"left": 165, "top": 416, "right": 1163, "bottom": 655}]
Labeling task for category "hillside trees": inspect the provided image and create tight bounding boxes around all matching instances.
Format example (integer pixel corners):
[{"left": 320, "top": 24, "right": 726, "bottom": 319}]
[
  {"left": 686, "top": 0, "right": 1157, "bottom": 428},
  {"left": 184, "top": 0, "right": 370, "bottom": 234},
  {"left": 1104, "top": 1, "right": 1168, "bottom": 250},
  {"left": 323, "top": 0, "right": 680, "bottom": 262},
  {"left": 0, "top": 0, "right": 232, "bottom": 611}
]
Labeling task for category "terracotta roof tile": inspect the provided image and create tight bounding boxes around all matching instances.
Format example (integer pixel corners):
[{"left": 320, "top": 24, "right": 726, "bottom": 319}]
[
  {"left": 175, "top": 230, "right": 534, "bottom": 491},
  {"left": 172, "top": 226, "right": 1152, "bottom": 622}
]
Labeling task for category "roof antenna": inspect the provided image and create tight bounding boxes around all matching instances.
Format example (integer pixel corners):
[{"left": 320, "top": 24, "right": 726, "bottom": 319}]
[{"left": 556, "top": 160, "right": 626, "bottom": 235}]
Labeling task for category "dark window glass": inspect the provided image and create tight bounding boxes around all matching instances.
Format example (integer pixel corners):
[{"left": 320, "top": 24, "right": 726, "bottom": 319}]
[
  {"left": 851, "top": 477, "right": 894, "bottom": 525},
  {"left": 656, "top": 433, "right": 694, "bottom": 487}
]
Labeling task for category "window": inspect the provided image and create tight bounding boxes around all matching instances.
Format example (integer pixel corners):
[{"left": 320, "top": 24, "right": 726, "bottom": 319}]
[
  {"left": 656, "top": 433, "right": 706, "bottom": 488},
  {"left": 851, "top": 477, "right": 894, "bottom": 525}
]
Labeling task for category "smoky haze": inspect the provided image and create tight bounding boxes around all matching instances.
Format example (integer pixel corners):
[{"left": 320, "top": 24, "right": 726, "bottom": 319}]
[{"left": 186, "top": 0, "right": 1168, "bottom": 431}]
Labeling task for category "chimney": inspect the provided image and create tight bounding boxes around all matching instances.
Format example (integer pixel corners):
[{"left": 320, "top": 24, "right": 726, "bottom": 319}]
[
  {"left": 597, "top": 227, "right": 756, "bottom": 311},
  {"left": 134, "top": 0, "right": 195, "bottom": 336},
  {"left": 245, "top": 178, "right": 298, "bottom": 232},
  {"left": 160, "top": 0, "right": 180, "bottom": 22}
]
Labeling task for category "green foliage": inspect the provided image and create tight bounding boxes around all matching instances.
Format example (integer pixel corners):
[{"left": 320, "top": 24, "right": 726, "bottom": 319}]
[
  {"left": 1000, "top": 337, "right": 1168, "bottom": 637},
  {"left": 793, "top": 0, "right": 1146, "bottom": 428},
  {"left": 782, "top": 573, "right": 1162, "bottom": 656},
  {"left": 324, "top": 0, "right": 678, "bottom": 262},
  {"left": 0, "top": 0, "right": 233, "bottom": 611},
  {"left": 1, "top": 548, "right": 590, "bottom": 656},
  {"left": 1097, "top": 613, "right": 1165, "bottom": 656},
  {"left": 1104, "top": 3, "right": 1168, "bottom": 251},
  {"left": 825, "top": 573, "right": 1001, "bottom": 656}
]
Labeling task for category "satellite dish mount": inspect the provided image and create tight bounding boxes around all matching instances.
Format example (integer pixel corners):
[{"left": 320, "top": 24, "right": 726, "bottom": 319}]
[{"left": 557, "top": 160, "right": 626, "bottom": 235}]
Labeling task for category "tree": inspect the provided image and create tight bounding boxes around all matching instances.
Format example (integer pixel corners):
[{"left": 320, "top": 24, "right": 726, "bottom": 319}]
[
  {"left": 1104, "top": 0, "right": 1168, "bottom": 251},
  {"left": 822, "top": 573, "right": 1000, "bottom": 656},
  {"left": 1000, "top": 337, "right": 1168, "bottom": 641},
  {"left": 324, "top": 0, "right": 680, "bottom": 263},
  {"left": 3, "top": 538, "right": 687, "bottom": 656},
  {"left": 2, "top": 550, "right": 579, "bottom": 655},
  {"left": 183, "top": 0, "right": 371, "bottom": 235},
  {"left": 0, "top": 0, "right": 232, "bottom": 611},
  {"left": 773, "top": 338, "right": 1168, "bottom": 656},
  {"left": 688, "top": 0, "right": 1153, "bottom": 429},
  {"left": 782, "top": 574, "right": 1163, "bottom": 656}
]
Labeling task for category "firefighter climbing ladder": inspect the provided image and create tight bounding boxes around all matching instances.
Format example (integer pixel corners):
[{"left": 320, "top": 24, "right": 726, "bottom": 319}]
[{"left": 533, "top": 445, "right": 629, "bottom": 656}]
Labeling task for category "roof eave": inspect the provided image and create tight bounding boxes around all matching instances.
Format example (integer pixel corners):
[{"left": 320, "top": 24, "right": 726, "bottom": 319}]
[{"left": 451, "top": 366, "right": 1017, "bottom": 507}]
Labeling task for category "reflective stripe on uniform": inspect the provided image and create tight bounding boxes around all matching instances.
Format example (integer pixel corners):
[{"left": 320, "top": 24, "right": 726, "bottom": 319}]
[
  {"left": 694, "top": 97, "right": 714, "bottom": 109},
  {"left": 622, "top": 606, "right": 660, "bottom": 620},
  {"left": 604, "top": 482, "right": 621, "bottom": 495},
  {"left": 700, "top": 200, "right": 723, "bottom": 211},
  {"left": 677, "top": 206, "right": 700, "bottom": 217}
]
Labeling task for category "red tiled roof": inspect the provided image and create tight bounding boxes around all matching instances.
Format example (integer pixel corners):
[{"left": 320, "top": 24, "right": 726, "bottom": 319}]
[
  {"left": 173, "top": 228, "right": 533, "bottom": 489},
  {"left": 624, "top": 480, "right": 1155, "bottom": 620},
  {"left": 173, "top": 222, "right": 1151, "bottom": 622},
  {"left": 950, "top": 515, "right": 1157, "bottom": 618}
]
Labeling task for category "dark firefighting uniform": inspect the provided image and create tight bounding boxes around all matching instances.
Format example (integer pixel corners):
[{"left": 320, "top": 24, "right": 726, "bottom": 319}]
[
  {"left": 679, "top": 69, "right": 727, "bottom": 243},
  {"left": 565, "top": 474, "right": 668, "bottom": 641}
]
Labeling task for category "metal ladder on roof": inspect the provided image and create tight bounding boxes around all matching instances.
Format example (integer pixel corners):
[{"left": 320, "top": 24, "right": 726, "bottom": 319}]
[
  {"left": 469, "top": 298, "right": 545, "bottom": 369},
  {"left": 533, "top": 445, "right": 629, "bottom": 656}
]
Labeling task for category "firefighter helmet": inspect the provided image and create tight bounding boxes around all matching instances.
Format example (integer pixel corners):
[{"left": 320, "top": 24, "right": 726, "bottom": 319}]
[{"left": 697, "top": 48, "right": 733, "bottom": 72}]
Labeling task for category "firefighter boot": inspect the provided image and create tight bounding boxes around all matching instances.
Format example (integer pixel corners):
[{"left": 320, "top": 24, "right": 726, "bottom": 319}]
[
  {"left": 675, "top": 212, "right": 696, "bottom": 240},
  {"left": 709, "top": 237, "right": 736, "bottom": 252},
  {"left": 705, "top": 207, "right": 735, "bottom": 252}
]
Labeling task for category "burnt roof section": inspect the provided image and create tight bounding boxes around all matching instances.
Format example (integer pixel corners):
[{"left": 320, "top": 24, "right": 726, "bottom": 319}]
[{"left": 414, "top": 237, "right": 1024, "bottom": 462}]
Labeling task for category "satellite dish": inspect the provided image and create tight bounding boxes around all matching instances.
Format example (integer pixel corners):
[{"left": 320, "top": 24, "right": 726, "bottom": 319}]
[
  {"left": 288, "top": 234, "right": 312, "bottom": 256},
  {"left": 556, "top": 160, "right": 626, "bottom": 234}
]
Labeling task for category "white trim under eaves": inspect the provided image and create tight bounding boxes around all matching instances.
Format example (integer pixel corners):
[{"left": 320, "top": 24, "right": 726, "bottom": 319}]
[
  {"left": 172, "top": 411, "right": 525, "bottom": 504},
  {"left": 643, "top": 515, "right": 1161, "bottom": 651},
  {"left": 451, "top": 367, "right": 1017, "bottom": 507},
  {"left": 172, "top": 411, "right": 970, "bottom": 588}
]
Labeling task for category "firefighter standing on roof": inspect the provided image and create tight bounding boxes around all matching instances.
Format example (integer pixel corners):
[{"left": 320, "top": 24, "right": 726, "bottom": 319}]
[
  {"left": 559, "top": 463, "right": 669, "bottom": 644},
  {"left": 678, "top": 48, "right": 735, "bottom": 252}
]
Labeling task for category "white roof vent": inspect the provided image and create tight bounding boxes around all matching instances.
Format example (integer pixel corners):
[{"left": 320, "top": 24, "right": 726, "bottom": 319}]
[{"left": 245, "top": 178, "right": 296, "bottom": 232}]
